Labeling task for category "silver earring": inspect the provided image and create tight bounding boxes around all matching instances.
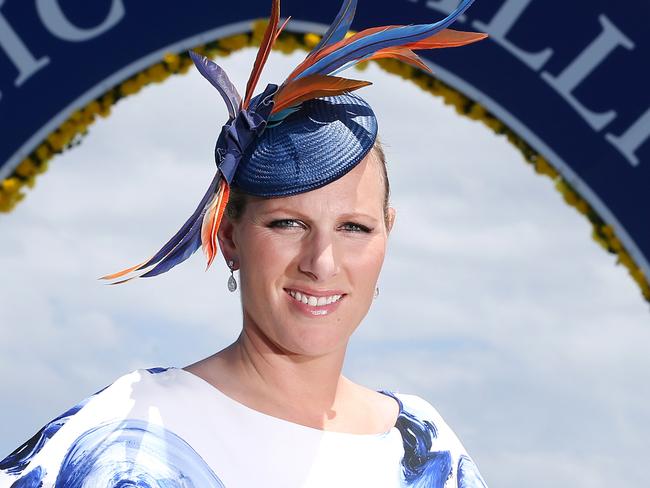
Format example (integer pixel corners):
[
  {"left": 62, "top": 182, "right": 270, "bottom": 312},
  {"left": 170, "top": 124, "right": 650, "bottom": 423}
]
[
  {"left": 374, "top": 286, "right": 380, "bottom": 299},
  {"left": 227, "top": 260, "right": 237, "bottom": 292}
]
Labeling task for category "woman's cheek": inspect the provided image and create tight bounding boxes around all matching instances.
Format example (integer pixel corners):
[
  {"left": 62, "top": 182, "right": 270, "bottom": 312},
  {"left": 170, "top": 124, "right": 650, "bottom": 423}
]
[
  {"left": 352, "top": 237, "right": 386, "bottom": 274},
  {"left": 242, "top": 228, "right": 290, "bottom": 264}
]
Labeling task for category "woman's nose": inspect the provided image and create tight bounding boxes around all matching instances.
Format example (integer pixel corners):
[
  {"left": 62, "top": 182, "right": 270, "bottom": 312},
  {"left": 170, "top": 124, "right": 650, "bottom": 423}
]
[{"left": 298, "top": 230, "right": 340, "bottom": 281}]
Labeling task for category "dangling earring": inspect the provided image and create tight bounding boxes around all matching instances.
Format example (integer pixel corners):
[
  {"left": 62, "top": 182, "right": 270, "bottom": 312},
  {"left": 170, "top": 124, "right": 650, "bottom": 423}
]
[
  {"left": 374, "top": 286, "right": 380, "bottom": 299},
  {"left": 227, "top": 260, "right": 237, "bottom": 292}
]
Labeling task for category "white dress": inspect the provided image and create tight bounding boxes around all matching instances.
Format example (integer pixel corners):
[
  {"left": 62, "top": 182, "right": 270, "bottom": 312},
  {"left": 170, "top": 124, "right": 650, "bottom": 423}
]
[{"left": 0, "top": 367, "right": 487, "bottom": 487}]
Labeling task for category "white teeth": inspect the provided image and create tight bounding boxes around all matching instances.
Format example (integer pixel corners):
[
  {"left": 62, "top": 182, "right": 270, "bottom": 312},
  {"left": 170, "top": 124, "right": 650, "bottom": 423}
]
[{"left": 287, "top": 290, "right": 343, "bottom": 306}]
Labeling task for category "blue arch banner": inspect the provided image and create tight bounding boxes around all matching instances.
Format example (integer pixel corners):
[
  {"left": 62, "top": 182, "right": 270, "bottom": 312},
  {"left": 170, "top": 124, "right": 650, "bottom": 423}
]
[{"left": 1, "top": 0, "right": 648, "bottom": 291}]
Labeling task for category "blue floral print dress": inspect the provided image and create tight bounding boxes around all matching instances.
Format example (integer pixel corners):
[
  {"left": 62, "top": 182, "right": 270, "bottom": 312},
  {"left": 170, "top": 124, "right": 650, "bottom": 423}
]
[{"left": 0, "top": 367, "right": 487, "bottom": 487}]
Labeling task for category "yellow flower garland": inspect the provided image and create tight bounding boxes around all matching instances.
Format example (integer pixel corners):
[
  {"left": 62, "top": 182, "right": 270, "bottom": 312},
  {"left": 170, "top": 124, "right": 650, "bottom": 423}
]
[{"left": 1, "top": 20, "right": 647, "bottom": 302}]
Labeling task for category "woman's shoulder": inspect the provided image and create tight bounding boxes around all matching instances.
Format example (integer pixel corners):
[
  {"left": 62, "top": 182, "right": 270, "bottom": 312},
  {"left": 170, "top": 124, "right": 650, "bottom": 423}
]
[
  {"left": 392, "top": 392, "right": 458, "bottom": 436},
  {"left": 387, "top": 391, "right": 489, "bottom": 488},
  {"left": 388, "top": 391, "right": 462, "bottom": 445},
  {"left": 0, "top": 367, "right": 196, "bottom": 487}
]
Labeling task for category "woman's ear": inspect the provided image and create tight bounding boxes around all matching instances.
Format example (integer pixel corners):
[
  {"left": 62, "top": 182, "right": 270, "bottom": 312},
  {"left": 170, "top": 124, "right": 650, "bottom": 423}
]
[{"left": 217, "top": 215, "right": 238, "bottom": 268}]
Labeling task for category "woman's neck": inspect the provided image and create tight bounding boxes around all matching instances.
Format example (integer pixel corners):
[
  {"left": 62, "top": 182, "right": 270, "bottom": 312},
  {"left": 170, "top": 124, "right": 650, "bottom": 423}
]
[{"left": 186, "top": 319, "right": 353, "bottom": 428}]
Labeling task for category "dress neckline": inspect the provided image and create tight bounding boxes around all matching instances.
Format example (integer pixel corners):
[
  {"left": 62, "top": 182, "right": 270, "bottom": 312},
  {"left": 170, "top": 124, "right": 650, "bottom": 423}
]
[{"left": 169, "top": 366, "right": 403, "bottom": 439}]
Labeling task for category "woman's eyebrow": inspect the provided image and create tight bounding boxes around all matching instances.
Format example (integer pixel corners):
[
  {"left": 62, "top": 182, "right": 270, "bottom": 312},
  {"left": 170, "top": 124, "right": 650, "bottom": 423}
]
[
  {"left": 260, "top": 207, "right": 378, "bottom": 220},
  {"left": 258, "top": 206, "right": 307, "bottom": 216},
  {"left": 338, "top": 212, "right": 380, "bottom": 223}
]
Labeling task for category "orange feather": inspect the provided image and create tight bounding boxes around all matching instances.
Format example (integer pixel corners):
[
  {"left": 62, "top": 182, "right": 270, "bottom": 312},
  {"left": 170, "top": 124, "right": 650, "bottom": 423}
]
[
  {"left": 106, "top": 275, "right": 141, "bottom": 285},
  {"left": 273, "top": 15, "right": 291, "bottom": 44},
  {"left": 272, "top": 74, "right": 372, "bottom": 114},
  {"left": 403, "top": 29, "right": 488, "bottom": 50},
  {"left": 243, "top": 0, "right": 281, "bottom": 109},
  {"left": 211, "top": 183, "right": 230, "bottom": 267},
  {"left": 99, "top": 258, "right": 152, "bottom": 281},
  {"left": 200, "top": 186, "right": 220, "bottom": 264},
  {"left": 364, "top": 47, "right": 432, "bottom": 74},
  {"left": 201, "top": 179, "right": 230, "bottom": 269}
]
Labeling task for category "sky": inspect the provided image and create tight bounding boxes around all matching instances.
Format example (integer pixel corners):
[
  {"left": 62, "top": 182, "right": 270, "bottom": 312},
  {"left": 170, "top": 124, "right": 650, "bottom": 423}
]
[{"left": 1, "top": 47, "right": 649, "bottom": 487}]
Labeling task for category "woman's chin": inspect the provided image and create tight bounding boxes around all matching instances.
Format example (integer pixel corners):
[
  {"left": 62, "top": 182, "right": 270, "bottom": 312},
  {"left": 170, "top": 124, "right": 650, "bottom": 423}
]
[{"left": 273, "top": 313, "right": 355, "bottom": 357}]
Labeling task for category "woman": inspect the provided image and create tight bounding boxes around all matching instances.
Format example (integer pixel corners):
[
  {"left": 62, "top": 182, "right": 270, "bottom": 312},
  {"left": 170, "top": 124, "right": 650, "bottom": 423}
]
[{"left": 0, "top": 1, "right": 488, "bottom": 486}]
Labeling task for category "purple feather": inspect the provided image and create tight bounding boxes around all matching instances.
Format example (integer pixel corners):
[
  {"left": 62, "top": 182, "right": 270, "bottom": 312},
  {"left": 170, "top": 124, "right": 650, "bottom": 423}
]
[
  {"left": 189, "top": 51, "right": 242, "bottom": 119},
  {"left": 311, "top": 0, "right": 357, "bottom": 53},
  {"left": 295, "top": 0, "right": 475, "bottom": 79},
  {"left": 128, "top": 171, "right": 221, "bottom": 277},
  {"left": 140, "top": 222, "right": 203, "bottom": 277}
]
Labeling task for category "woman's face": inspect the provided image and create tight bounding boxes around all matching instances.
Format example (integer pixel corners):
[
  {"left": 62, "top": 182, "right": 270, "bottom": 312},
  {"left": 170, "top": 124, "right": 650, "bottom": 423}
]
[{"left": 219, "top": 150, "right": 395, "bottom": 357}]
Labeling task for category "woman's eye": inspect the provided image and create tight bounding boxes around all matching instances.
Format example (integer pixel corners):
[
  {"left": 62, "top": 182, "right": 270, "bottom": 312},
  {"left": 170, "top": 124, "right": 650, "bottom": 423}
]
[
  {"left": 341, "top": 222, "right": 372, "bottom": 233},
  {"left": 268, "top": 220, "right": 370, "bottom": 233},
  {"left": 269, "top": 219, "right": 304, "bottom": 229}
]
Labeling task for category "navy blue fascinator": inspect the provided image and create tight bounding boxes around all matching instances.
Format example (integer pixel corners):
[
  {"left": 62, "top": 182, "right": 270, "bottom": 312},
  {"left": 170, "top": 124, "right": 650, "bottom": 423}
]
[
  {"left": 235, "top": 92, "right": 378, "bottom": 197},
  {"left": 102, "top": 0, "right": 486, "bottom": 283}
]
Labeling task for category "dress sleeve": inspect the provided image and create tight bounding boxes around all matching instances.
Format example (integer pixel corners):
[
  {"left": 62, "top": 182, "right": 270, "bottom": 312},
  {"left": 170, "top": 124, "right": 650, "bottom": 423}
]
[
  {"left": 0, "top": 368, "right": 226, "bottom": 488},
  {"left": 0, "top": 383, "right": 110, "bottom": 487},
  {"left": 0, "top": 369, "right": 146, "bottom": 487},
  {"left": 395, "top": 393, "right": 489, "bottom": 488}
]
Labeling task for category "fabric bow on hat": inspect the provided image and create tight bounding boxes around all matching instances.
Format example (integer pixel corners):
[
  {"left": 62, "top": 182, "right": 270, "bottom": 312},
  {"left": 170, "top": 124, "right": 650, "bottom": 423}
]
[
  {"left": 101, "top": 0, "right": 486, "bottom": 284},
  {"left": 213, "top": 83, "right": 279, "bottom": 185}
]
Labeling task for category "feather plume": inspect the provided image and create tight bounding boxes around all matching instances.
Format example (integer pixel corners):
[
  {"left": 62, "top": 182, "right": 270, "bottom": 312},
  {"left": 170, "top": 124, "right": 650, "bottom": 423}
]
[
  {"left": 284, "top": 25, "right": 399, "bottom": 83},
  {"left": 329, "top": 28, "right": 487, "bottom": 77},
  {"left": 189, "top": 51, "right": 242, "bottom": 118},
  {"left": 272, "top": 75, "right": 371, "bottom": 114},
  {"left": 312, "top": 0, "right": 357, "bottom": 52},
  {"left": 287, "top": 27, "right": 485, "bottom": 84},
  {"left": 100, "top": 172, "right": 223, "bottom": 283},
  {"left": 243, "top": 0, "right": 281, "bottom": 108},
  {"left": 289, "top": 0, "right": 476, "bottom": 80}
]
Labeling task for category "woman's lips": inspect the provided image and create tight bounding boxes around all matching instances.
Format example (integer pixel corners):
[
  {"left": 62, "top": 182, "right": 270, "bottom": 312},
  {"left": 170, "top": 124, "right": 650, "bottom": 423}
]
[{"left": 284, "top": 288, "right": 345, "bottom": 316}]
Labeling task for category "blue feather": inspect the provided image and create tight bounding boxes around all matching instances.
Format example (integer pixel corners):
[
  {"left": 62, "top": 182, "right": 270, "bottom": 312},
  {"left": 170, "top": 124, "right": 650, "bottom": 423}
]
[
  {"left": 295, "top": 0, "right": 475, "bottom": 80},
  {"left": 311, "top": 0, "right": 357, "bottom": 53},
  {"left": 267, "top": 106, "right": 301, "bottom": 126},
  {"left": 140, "top": 224, "right": 203, "bottom": 277},
  {"left": 328, "top": 58, "right": 362, "bottom": 77},
  {"left": 189, "top": 51, "right": 242, "bottom": 119}
]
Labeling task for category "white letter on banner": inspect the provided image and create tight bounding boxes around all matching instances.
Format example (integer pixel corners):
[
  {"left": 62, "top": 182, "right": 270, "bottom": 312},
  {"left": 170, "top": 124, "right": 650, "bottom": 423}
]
[
  {"left": 472, "top": 0, "right": 553, "bottom": 70},
  {"left": 541, "top": 15, "right": 634, "bottom": 131},
  {"left": 606, "top": 107, "right": 650, "bottom": 167},
  {"left": 36, "top": 0, "right": 125, "bottom": 42},
  {"left": 0, "top": 0, "right": 50, "bottom": 99}
]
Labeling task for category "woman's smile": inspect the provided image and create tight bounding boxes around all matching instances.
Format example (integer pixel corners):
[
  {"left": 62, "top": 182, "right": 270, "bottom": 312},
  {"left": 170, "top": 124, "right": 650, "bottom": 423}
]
[{"left": 284, "top": 287, "right": 347, "bottom": 317}]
